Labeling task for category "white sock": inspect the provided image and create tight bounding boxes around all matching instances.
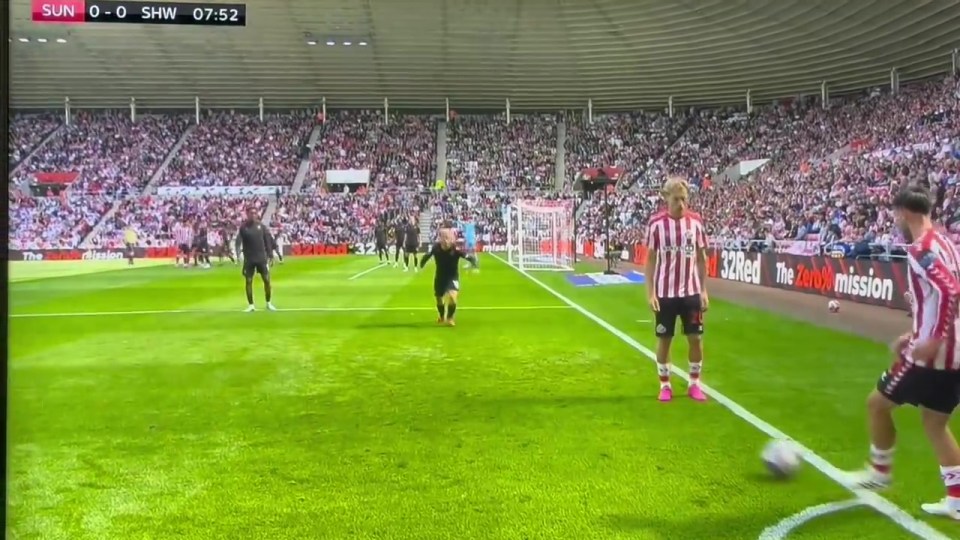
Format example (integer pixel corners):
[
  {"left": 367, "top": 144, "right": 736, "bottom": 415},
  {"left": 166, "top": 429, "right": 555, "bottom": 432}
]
[
  {"left": 870, "top": 444, "right": 894, "bottom": 475},
  {"left": 940, "top": 465, "right": 960, "bottom": 508},
  {"left": 657, "top": 363, "right": 671, "bottom": 388},
  {"left": 689, "top": 361, "right": 702, "bottom": 385}
]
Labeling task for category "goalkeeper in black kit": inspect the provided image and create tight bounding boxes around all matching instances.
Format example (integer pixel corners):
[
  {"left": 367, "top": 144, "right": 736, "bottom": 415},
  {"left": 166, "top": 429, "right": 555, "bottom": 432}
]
[{"left": 420, "top": 227, "right": 477, "bottom": 326}]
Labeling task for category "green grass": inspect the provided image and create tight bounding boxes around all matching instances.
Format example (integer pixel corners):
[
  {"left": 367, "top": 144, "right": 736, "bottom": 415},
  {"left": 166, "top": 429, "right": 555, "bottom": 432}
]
[{"left": 7, "top": 255, "right": 959, "bottom": 539}]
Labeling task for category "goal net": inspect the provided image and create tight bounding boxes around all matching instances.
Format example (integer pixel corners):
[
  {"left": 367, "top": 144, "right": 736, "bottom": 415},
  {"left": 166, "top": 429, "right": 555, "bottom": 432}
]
[{"left": 507, "top": 200, "right": 574, "bottom": 271}]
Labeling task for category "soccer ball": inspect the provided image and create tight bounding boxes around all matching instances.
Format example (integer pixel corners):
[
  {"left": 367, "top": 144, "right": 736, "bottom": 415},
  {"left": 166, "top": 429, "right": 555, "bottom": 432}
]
[
  {"left": 827, "top": 300, "right": 840, "bottom": 313},
  {"left": 762, "top": 440, "right": 802, "bottom": 478}
]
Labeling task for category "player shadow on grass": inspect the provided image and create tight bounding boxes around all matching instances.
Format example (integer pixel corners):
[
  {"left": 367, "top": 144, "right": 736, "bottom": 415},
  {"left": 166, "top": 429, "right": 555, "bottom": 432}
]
[{"left": 603, "top": 510, "right": 785, "bottom": 538}]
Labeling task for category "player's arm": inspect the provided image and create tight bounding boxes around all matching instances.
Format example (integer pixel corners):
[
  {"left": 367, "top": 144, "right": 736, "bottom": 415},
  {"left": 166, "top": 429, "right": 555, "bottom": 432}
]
[
  {"left": 915, "top": 249, "right": 960, "bottom": 341},
  {"left": 420, "top": 245, "right": 436, "bottom": 269},
  {"left": 458, "top": 249, "right": 478, "bottom": 268},
  {"left": 644, "top": 222, "right": 659, "bottom": 307},
  {"left": 696, "top": 222, "right": 709, "bottom": 306}
]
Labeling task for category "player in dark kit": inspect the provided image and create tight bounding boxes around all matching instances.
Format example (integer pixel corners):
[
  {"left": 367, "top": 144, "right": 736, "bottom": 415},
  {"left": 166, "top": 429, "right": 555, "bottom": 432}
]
[
  {"left": 392, "top": 221, "right": 405, "bottom": 267},
  {"left": 374, "top": 222, "right": 389, "bottom": 262},
  {"left": 403, "top": 217, "right": 421, "bottom": 272},
  {"left": 218, "top": 226, "right": 236, "bottom": 264},
  {"left": 238, "top": 208, "right": 277, "bottom": 312},
  {"left": 420, "top": 227, "right": 477, "bottom": 326},
  {"left": 193, "top": 225, "right": 211, "bottom": 269}
]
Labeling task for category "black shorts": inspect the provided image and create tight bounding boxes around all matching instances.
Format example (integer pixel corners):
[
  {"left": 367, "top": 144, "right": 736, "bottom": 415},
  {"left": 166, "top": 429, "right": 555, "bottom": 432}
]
[
  {"left": 877, "top": 357, "right": 960, "bottom": 414},
  {"left": 376, "top": 242, "right": 387, "bottom": 250},
  {"left": 654, "top": 295, "right": 704, "bottom": 338},
  {"left": 242, "top": 260, "right": 270, "bottom": 279},
  {"left": 405, "top": 244, "right": 419, "bottom": 254},
  {"left": 434, "top": 276, "right": 461, "bottom": 298},
  {"left": 178, "top": 243, "right": 190, "bottom": 255}
]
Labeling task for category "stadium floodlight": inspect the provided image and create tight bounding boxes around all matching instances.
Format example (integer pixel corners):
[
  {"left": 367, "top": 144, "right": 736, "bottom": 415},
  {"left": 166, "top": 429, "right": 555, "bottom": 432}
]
[{"left": 507, "top": 200, "right": 574, "bottom": 272}]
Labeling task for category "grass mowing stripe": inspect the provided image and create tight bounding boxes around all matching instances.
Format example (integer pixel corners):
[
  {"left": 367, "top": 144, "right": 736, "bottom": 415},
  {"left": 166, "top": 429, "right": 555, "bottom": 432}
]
[
  {"left": 489, "top": 253, "right": 951, "bottom": 540},
  {"left": 10, "top": 305, "right": 573, "bottom": 318}
]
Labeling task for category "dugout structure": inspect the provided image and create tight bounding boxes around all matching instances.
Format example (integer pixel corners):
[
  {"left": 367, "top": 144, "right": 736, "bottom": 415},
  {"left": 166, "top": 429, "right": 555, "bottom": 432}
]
[{"left": 506, "top": 200, "right": 575, "bottom": 271}]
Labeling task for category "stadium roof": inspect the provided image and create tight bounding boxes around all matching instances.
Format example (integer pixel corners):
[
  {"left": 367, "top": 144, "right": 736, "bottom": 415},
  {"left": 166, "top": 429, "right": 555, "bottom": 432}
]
[{"left": 9, "top": 0, "right": 960, "bottom": 111}]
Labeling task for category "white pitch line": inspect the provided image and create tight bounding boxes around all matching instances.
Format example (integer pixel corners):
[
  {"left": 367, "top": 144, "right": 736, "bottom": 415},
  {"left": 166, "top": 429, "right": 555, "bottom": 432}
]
[
  {"left": 347, "top": 262, "right": 389, "bottom": 281},
  {"left": 489, "top": 253, "right": 950, "bottom": 540},
  {"left": 758, "top": 500, "right": 865, "bottom": 540},
  {"left": 10, "top": 305, "right": 572, "bottom": 319}
]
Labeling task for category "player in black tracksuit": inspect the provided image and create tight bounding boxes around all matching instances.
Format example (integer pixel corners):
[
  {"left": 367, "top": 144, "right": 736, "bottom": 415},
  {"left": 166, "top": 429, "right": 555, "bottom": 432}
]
[
  {"left": 219, "top": 226, "right": 236, "bottom": 264},
  {"left": 420, "top": 228, "right": 477, "bottom": 326},
  {"left": 194, "top": 226, "right": 211, "bottom": 268},
  {"left": 238, "top": 208, "right": 276, "bottom": 312},
  {"left": 374, "top": 222, "right": 389, "bottom": 262},
  {"left": 403, "top": 218, "right": 421, "bottom": 271},
  {"left": 392, "top": 222, "right": 405, "bottom": 267}
]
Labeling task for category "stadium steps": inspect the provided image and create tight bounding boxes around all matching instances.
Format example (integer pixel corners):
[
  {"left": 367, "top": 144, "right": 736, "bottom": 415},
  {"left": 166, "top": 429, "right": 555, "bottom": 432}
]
[
  {"left": 141, "top": 125, "right": 196, "bottom": 196},
  {"left": 419, "top": 210, "right": 434, "bottom": 243},
  {"left": 626, "top": 115, "right": 695, "bottom": 193},
  {"left": 435, "top": 121, "right": 447, "bottom": 184},
  {"left": 262, "top": 196, "right": 279, "bottom": 226},
  {"left": 10, "top": 123, "right": 64, "bottom": 185},
  {"left": 79, "top": 125, "right": 196, "bottom": 247},
  {"left": 290, "top": 125, "right": 323, "bottom": 194},
  {"left": 555, "top": 119, "right": 566, "bottom": 190}
]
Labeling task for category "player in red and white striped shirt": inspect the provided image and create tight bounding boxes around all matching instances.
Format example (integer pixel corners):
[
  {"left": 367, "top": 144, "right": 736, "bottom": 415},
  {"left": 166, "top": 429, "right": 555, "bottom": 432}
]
[
  {"left": 643, "top": 177, "right": 709, "bottom": 403},
  {"left": 845, "top": 185, "right": 960, "bottom": 520},
  {"left": 172, "top": 221, "right": 193, "bottom": 268}
]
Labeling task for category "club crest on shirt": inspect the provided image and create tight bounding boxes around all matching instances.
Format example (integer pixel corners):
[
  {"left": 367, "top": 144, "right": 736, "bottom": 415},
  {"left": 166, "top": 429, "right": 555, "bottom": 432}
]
[{"left": 683, "top": 230, "right": 696, "bottom": 255}]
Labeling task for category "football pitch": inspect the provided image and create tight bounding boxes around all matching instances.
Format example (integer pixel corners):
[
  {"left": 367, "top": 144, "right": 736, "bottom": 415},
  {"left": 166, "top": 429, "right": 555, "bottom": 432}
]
[{"left": 8, "top": 255, "right": 959, "bottom": 540}]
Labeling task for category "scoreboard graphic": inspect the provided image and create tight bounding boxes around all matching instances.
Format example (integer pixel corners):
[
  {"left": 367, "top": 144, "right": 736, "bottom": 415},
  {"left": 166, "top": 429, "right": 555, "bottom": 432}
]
[{"left": 32, "top": 0, "right": 247, "bottom": 26}]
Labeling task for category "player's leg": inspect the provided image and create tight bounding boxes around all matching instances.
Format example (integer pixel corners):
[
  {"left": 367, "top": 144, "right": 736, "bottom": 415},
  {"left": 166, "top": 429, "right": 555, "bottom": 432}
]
[
  {"left": 275, "top": 244, "right": 284, "bottom": 263},
  {"left": 258, "top": 263, "right": 276, "bottom": 311},
  {"left": 394, "top": 246, "right": 402, "bottom": 266},
  {"left": 917, "top": 373, "right": 960, "bottom": 519},
  {"left": 403, "top": 250, "right": 411, "bottom": 271},
  {"left": 443, "top": 281, "right": 461, "bottom": 326},
  {"left": 844, "top": 359, "right": 912, "bottom": 489},
  {"left": 654, "top": 297, "right": 679, "bottom": 402},
  {"left": 243, "top": 262, "right": 257, "bottom": 312},
  {"left": 681, "top": 295, "right": 707, "bottom": 401},
  {"left": 433, "top": 281, "right": 446, "bottom": 323}
]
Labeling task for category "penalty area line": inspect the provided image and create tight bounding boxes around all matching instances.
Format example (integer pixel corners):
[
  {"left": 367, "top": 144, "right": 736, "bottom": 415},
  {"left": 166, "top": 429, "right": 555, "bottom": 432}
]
[
  {"left": 347, "top": 262, "right": 390, "bottom": 281},
  {"left": 758, "top": 500, "right": 865, "bottom": 540},
  {"left": 10, "top": 305, "right": 573, "bottom": 319},
  {"left": 488, "top": 253, "right": 950, "bottom": 540}
]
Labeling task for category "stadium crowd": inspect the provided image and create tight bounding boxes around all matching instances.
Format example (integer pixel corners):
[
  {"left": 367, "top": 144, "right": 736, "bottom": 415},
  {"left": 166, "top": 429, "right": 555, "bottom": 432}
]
[
  {"left": 9, "top": 113, "right": 61, "bottom": 170},
  {"left": 12, "top": 111, "right": 191, "bottom": 197},
  {"left": 446, "top": 114, "right": 557, "bottom": 191},
  {"left": 6, "top": 75, "right": 958, "bottom": 252},
  {"left": 91, "top": 195, "right": 270, "bottom": 248},
  {"left": 9, "top": 191, "right": 113, "bottom": 250},
  {"left": 161, "top": 111, "right": 313, "bottom": 188},
  {"left": 273, "top": 191, "right": 427, "bottom": 245},
  {"left": 302, "top": 111, "right": 436, "bottom": 192}
]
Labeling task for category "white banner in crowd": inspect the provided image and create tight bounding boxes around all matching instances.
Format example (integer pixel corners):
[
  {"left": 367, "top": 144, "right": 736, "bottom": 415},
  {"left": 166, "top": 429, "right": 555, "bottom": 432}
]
[
  {"left": 326, "top": 169, "right": 371, "bottom": 184},
  {"left": 155, "top": 186, "right": 280, "bottom": 196}
]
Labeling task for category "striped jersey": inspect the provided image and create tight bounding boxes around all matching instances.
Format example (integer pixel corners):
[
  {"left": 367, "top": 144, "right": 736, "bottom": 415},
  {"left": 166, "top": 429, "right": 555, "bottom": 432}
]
[
  {"left": 172, "top": 224, "right": 193, "bottom": 246},
  {"left": 645, "top": 210, "right": 708, "bottom": 298},
  {"left": 905, "top": 228, "right": 960, "bottom": 371}
]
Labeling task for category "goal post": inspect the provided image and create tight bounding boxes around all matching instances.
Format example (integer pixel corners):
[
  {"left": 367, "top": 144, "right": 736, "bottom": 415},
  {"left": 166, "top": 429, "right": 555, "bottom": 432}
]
[{"left": 507, "top": 200, "right": 574, "bottom": 271}]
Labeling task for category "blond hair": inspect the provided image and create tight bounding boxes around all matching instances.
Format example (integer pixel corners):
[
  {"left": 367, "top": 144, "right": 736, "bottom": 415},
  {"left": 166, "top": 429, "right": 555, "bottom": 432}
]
[{"left": 662, "top": 176, "right": 689, "bottom": 197}]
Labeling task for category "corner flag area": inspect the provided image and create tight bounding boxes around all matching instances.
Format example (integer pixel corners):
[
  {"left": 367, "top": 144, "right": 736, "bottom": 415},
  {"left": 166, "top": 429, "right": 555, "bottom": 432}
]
[{"left": 8, "top": 255, "right": 957, "bottom": 539}]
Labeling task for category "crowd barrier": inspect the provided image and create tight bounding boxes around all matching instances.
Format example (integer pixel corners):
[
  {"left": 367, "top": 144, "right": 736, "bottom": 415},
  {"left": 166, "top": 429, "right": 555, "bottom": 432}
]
[{"left": 629, "top": 245, "right": 909, "bottom": 311}]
